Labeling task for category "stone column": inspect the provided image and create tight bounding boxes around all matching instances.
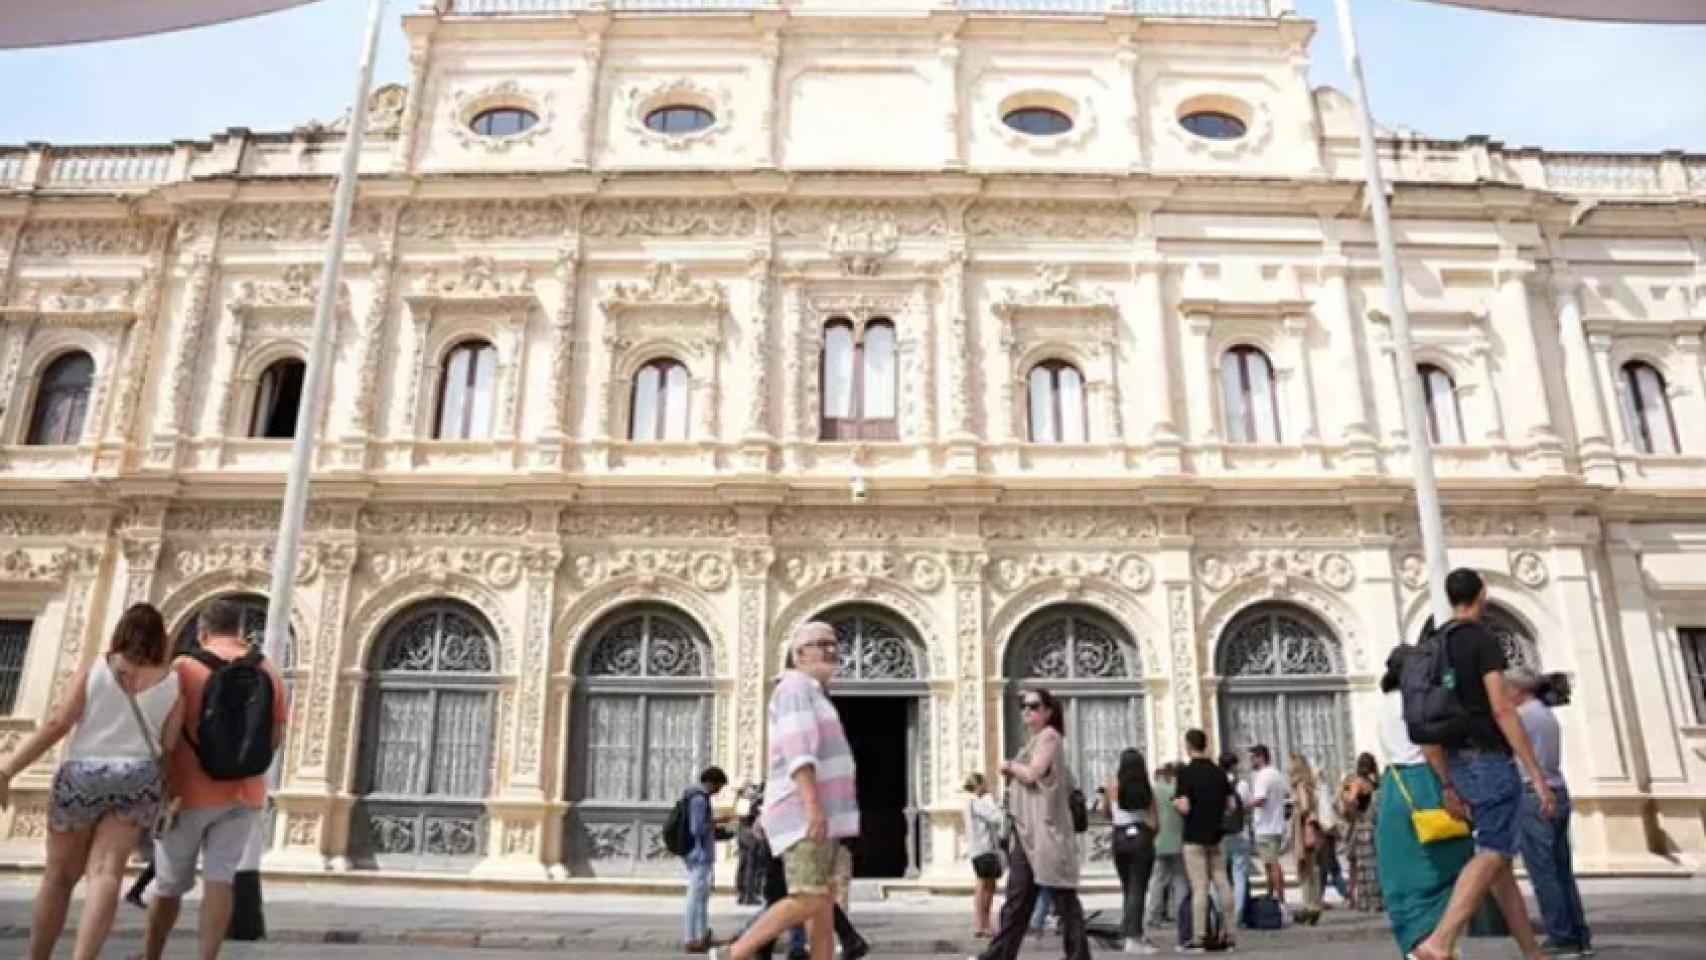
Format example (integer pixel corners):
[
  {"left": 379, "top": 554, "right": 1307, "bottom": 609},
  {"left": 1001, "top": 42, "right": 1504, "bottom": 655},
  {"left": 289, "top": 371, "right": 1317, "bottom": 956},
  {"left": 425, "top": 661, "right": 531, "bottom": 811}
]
[
  {"left": 1587, "top": 329, "right": 1634, "bottom": 453},
  {"left": 1671, "top": 330, "right": 1706, "bottom": 453},
  {"left": 1549, "top": 272, "right": 1617, "bottom": 481},
  {"left": 1182, "top": 314, "right": 1219, "bottom": 469},
  {"left": 1134, "top": 255, "right": 1182, "bottom": 471},
  {"left": 1282, "top": 314, "right": 1321, "bottom": 445},
  {"left": 1469, "top": 338, "right": 1509, "bottom": 445},
  {"left": 536, "top": 237, "right": 580, "bottom": 472},
  {"left": 942, "top": 239, "right": 977, "bottom": 473},
  {"left": 149, "top": 251, "right": 217, "bottom": 470},
  {"left": 1315, "top": 258, "right": 1378, "bottom": 471},
  {"left": 733, "top": 539, "right": 775, "bottom": 781},
  {"left": 1600, "top": 532, "right": 1688, "bottom": 786},
  {"left": 755, "top": 29, "right": 781, "bottom": 169},
  {"left": 742, "top": 237, "right": 775, "bottom": 472},
  {"left": 1157, "top": 509, "right": 1200, "bottom": 752},
  {"left": 1493, "top": 261, "right": 1565, "bottom": 470}
]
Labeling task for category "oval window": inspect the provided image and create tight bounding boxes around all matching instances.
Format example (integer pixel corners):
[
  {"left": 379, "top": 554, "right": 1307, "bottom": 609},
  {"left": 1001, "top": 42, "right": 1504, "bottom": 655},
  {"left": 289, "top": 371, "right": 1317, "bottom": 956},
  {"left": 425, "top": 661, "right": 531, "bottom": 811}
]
[
  {"left": 469, "top": 107, "right": 539, "bottom": 138},
  {"left": 1180, "top": 110, "right": 1248, "bottom": 140},
  {"left": 644, "top": 105, "right": 716, "bottom": 135},
  {"left": 1002, "top": 107, "right": 1074, "bottom": 137}
]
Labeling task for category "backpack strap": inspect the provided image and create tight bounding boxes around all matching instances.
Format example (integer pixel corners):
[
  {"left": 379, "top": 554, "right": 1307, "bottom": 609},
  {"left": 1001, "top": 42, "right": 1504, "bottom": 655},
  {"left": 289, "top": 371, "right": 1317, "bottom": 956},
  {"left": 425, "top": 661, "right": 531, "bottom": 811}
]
[{"left": 187, "top": 649, "right": 228, "bottom": 672}]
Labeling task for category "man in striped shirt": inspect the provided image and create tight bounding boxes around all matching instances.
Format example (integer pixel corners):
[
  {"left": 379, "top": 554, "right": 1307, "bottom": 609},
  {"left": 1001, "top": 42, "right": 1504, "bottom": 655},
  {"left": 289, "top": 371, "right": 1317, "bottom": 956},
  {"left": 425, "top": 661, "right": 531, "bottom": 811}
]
[{"left": 714, "top": 621, "right": 859, "bottom": 960}]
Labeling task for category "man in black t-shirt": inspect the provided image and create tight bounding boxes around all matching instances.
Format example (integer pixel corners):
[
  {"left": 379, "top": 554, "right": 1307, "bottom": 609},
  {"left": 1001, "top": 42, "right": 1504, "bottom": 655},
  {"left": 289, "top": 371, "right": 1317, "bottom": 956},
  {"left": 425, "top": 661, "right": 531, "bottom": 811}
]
[
  {"left": 1172, "top": 729, "right": 1235, "bottom": 953},
  {"left": 1410, "top": 569, "right": 1556, "bottom": 960}
]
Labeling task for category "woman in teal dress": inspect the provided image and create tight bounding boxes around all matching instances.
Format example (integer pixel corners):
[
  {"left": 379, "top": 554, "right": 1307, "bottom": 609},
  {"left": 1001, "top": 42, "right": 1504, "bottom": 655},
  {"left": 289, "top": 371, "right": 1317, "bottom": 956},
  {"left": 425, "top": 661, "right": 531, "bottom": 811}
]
[{"left": 1375, "top": 650, "right": 1473, "bottom": 956}]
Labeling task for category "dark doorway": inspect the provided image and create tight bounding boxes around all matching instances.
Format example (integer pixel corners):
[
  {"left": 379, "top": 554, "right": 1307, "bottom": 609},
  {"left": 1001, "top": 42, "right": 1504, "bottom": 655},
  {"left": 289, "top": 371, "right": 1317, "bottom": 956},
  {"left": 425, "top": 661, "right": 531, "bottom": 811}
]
[{"left": 832, "top": 695, "right": 914, "bottom": 879}]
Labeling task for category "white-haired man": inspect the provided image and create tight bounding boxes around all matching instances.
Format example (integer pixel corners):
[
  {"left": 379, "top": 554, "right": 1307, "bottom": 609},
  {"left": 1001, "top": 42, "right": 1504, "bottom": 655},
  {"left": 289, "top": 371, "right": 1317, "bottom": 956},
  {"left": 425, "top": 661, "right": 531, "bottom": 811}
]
[{"left": 714, "top": 622, "right": 859, "bottom": 960}]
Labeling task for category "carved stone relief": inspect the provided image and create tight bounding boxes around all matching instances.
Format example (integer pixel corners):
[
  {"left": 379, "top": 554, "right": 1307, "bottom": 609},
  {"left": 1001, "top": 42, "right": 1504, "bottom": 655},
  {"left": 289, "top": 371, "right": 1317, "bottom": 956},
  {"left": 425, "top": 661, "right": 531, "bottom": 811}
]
[
  {"left": 981, "top": 510, "right": 1158, "bottom": 542},
  {"left": 559, "top": 510, "right": 738, "bottom": 539},
  {"left": 17, "top": 220, "right": 154, "bottom": 258},
  {"left": 778, "top": 550, "right": 945, "bottom": 594},
  {"left": 1195, "top": 550, "right": 1355, "bottom": 594},
  {"left": 987, "top": 552, "right": 1154, "bottom": 595},
  {"left": 571, "top": 549, "right": 732, "bottom": 593},
  {"left": 367, "top": 546, "right": 524, "bottom": 590},
  {"left": 582, "top": 200, "right": 755, "bottom": 238}
]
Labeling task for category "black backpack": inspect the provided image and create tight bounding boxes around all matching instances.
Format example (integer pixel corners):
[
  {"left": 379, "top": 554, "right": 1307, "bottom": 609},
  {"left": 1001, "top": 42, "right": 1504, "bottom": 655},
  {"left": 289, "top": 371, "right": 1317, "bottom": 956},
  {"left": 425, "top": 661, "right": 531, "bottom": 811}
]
[
  {"left": 1401, "top": 621, "right": 1474, "bottom": 746},
  {"left": 1220, "top": 784, "right": 1247, "bottom": 837},
  {"left": 662, "top": 789, "right": 701, "bottom": 857},
  {"left": 187, "top": 649, "right": 277, "bottom": 780}
]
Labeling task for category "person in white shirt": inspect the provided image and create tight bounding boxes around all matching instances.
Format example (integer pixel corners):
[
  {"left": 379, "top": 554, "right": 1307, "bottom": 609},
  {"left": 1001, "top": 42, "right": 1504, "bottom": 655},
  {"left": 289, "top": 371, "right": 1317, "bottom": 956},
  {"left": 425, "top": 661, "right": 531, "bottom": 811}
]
[{"left": 1246, "top": 744, "right": 1290, "bottom": 907}]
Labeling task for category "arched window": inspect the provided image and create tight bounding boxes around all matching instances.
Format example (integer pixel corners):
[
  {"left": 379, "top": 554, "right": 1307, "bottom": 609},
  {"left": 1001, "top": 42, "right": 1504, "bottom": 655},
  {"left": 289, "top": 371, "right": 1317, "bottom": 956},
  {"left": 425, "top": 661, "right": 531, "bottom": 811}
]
[
  {"left": 629, "top": 359, "right": 690, "bottom": 442},
  {"left": 1027, "top": 361, "right": 1088, "bottom": 444},
  {"left": 1220, "top": 346, "right": 1280, "bottom": 444},
  {"left": 26, "top": 351, "right": 94, "bottom": 446},
  {"left": 354, "top": 601, "right": 498, "bottom": 869},
  {"left": 1217, "top": 605, "right": 1350, "bottom": 782},
  {"left": 569, "top": 606, "right": 712, "bottom": 875},
  {"left": 821, "top": 318, "right": 897, "bottom": 441},
  {"left": 1006, "top": 605, "right": 1143, "bottom": 864},
  {"left": 1418, "top": 364, "right": 1465, "bottom": 446},
  {"left": 1621, "top": 361, "right": 1680, "bottom": 454},
  {"left": 249, "top": 358, "right": 306, "bottom": 439},
  {"left": 434, "top": 340, "right": 497, "bottom": 441}
]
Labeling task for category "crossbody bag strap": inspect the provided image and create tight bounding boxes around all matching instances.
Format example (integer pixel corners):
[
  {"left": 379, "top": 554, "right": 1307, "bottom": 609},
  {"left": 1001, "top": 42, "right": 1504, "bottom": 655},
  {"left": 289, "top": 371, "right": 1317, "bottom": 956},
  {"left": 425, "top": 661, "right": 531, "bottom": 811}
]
[
  {"left": 1387, "top": 766, "right": 1418, "bottom": 814},
  {"left": 112, "top": 655, "right": 162, "bottom": 763}
]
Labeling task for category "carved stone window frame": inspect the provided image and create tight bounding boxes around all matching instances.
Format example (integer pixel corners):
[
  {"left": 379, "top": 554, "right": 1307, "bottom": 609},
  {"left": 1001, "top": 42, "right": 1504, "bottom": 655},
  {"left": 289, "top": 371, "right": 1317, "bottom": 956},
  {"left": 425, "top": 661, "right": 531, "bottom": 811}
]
[
  {"left": 622, "top": 78, "right": 734, "bottom": 153},
  {"left": 1159, "top": 84, "right": 1274, "bottom": 162},
  {"left": 797, "top": 285, "right": 921, "bottom": 445},
  {"left": 1179, "top": 286, "right": 1314, "bottom": 452},
  {"left": 989, "top": 86, "right": 1097, "bottom": 156},
  {"left": 598, "top": 262, "right": 727, "bottom": 446},
  {"left": 449, "top": 79, "right": 554, "bottom": 154},
  {"left": 0, "top": 277, "right": 141, "bottom": 454},
  {"left": 1371, "top": 307, "right": 1498, "bottom": 447},
  {"left": 1594, "top": 323, "right": 1703, "bottom": 458},
  {"left": 401, "top": 258, "right": 537, "bottom": 452},
  {"left": 214, "top": 266, "right": 348, "bottom": 457},
  {"left": 994, "top": 267, "right": 1121, "bottom": 446}
]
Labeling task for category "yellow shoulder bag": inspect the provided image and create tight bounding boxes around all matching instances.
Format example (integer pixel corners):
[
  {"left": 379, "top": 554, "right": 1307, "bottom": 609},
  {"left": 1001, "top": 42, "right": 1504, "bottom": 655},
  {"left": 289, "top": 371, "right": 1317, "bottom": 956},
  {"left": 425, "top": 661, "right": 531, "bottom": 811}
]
[{"left": 1389, "top": 767, "right": 1470, "bottom": 844}]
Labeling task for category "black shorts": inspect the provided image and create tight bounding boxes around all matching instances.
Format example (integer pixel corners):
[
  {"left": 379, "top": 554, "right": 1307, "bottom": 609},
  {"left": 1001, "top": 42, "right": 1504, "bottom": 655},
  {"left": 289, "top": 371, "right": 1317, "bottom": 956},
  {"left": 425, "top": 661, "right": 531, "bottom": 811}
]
[{"left": 971, "top": 852, "right": 1003, "bottom": 880}]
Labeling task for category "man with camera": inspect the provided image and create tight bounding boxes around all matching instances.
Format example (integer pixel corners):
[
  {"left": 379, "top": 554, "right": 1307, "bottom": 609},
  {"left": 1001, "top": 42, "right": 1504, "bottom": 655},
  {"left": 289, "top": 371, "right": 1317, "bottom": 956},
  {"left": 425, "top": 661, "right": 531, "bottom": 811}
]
[{"left": 1507, "top": 667, "right": 1593, "bottom": 958}]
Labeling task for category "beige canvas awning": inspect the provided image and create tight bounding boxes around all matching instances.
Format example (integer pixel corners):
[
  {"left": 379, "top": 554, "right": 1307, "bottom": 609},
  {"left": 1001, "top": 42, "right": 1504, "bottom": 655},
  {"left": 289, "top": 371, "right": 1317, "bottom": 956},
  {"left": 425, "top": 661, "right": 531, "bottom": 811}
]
[
  {"left": 1416, "top": 1, "right": 1706, "bottom": 23},
  {"left": 0, "top": 0, "right": 325, "bottom": 49}
]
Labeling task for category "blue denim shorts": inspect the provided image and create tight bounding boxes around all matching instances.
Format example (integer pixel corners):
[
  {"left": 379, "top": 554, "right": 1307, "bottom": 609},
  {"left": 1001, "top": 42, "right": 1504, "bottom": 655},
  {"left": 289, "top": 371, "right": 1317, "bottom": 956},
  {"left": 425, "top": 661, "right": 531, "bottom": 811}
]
[{"left": 1448, "top": 750, "right": 1522, "bottom": 858}]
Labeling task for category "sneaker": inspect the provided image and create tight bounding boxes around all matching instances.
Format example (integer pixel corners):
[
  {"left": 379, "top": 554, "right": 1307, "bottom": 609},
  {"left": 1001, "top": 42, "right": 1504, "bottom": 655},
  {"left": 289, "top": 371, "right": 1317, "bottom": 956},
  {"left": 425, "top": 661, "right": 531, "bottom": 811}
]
[
  {"left": 1126, "top": 940, "right": 1159, "bottom": 956},
  {"left": 1177, "top": 943, "right": 1206, "bottom": 955},
  {"left": 706, "top": 949, "right": 726, "bottom": 960},
  {"left": 1540, "top": 941, "right": 1585, "bottom": 959}
]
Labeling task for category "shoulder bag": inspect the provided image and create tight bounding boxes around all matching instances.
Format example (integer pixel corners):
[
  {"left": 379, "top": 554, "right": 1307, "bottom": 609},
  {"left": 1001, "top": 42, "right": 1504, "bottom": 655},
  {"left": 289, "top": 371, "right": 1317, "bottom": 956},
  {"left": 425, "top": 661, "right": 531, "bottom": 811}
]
[
  {"left": 1388, "top": 766, "right": 1470, "bottom": 844},
  {"left": 115, "top": 657, "right": 177, "bottom": 836}
]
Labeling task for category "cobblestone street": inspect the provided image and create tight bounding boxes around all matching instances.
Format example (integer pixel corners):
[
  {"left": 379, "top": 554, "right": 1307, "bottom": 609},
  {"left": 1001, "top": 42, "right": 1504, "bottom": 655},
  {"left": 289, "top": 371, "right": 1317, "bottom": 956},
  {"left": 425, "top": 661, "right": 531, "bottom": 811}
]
[{"left": 0, "top": 876, "right": 1700, "bottom": 958}]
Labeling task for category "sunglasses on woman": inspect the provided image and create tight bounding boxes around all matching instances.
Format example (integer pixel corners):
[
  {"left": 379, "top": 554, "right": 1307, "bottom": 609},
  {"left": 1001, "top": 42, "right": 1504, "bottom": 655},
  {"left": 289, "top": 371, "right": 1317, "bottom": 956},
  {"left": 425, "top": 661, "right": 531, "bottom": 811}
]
[{"left": 1019, "top": 700, "right": 1043, "bottom": 712}]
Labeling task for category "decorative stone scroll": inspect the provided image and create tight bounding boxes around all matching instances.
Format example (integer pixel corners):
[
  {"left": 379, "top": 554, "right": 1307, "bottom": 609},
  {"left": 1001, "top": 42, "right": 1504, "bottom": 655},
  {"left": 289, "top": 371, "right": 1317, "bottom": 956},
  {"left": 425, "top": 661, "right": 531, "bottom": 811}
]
[
  {"left": 1195, "top": 549, "right": 1355, "bottom": 594},
  {"left": 172, "top": 542, "right": 321, "bottom": 585},
  {"left": 570, "top": 549, "right": 732, "bottom": 593},
  {"left": 17, "top": 219, "right": 154, "bottom": 258},
  {"left": 981, "top": 509, "right": 1158, "bottom": 542},
  {"left": 987, "top": 552, "right": 1153, "bottom": 595},
  {"left": 559, "top": 510, "right": 738, "bottom": 539},
  {"left": 1192, "top": 509, "right": 1359, "bottom": 542},
  {"left": 367, "top": 546, "right": 523, "bottom": 590},
  {"left": 0, "top": 548, "right": 95, "bottom": 584},
  {"left": 358, "top": 506, "right": 531, "bottom": 539},
  {"left": 778, "top": 550, "right": 946, "bottom": 594}
]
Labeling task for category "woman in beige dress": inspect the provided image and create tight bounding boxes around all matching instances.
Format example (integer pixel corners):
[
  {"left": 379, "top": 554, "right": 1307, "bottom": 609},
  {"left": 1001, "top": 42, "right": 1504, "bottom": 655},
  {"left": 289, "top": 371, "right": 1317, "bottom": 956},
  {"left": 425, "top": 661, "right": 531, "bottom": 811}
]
[
  {"left": 973, "top": 687, "right": 1091, "bottom": 960},
  {"left": 1289, "top": 754, "right": 1325, "bottom": 925}
]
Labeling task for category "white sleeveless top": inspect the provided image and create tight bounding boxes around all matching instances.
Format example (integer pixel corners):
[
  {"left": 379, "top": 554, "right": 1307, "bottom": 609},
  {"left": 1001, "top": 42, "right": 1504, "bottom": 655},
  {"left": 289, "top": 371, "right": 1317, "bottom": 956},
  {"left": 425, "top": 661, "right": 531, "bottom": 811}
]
[{"left": 65, "top": 656, "right": 180, "bottom": 763}]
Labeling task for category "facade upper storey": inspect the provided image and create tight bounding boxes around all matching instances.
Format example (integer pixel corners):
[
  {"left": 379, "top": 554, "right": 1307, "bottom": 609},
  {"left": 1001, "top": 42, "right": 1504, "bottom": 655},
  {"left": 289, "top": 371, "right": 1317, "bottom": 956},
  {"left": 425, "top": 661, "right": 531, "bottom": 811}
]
[{"left": 2, "top": 0, "right": 1705, "bottom": 507}]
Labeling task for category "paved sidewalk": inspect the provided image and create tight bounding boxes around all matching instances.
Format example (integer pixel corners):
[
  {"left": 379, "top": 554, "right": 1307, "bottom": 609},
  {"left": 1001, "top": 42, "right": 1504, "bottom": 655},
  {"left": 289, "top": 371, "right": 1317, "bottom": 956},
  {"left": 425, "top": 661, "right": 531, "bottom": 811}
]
[{"left": 0, "top": 876, "right": 1699, "bottom": 955}]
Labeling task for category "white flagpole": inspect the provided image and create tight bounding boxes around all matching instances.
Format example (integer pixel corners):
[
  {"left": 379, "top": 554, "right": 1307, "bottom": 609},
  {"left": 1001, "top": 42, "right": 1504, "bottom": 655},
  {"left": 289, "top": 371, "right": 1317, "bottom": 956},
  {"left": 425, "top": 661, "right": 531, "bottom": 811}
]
[
  {"left": 1330, "top": 0, "right": 1454, "bottom": 627},
  {"left": 236, "top": 0, "right": 389, "bottom": 938}
]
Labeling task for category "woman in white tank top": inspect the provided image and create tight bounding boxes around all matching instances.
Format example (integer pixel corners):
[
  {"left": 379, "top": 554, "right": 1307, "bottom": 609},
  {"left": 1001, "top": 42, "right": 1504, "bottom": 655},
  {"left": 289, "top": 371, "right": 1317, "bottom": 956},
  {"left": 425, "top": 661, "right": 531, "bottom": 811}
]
[{"left": 0, "top": 603, "right": 184, "bottom": 960}]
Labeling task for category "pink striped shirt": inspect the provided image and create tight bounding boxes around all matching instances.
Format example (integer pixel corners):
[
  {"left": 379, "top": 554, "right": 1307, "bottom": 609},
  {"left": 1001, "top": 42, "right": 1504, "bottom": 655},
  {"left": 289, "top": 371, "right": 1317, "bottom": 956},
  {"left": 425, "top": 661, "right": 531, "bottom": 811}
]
[{"left": 759, "top": 670, "right": 860, "bottom": 855}]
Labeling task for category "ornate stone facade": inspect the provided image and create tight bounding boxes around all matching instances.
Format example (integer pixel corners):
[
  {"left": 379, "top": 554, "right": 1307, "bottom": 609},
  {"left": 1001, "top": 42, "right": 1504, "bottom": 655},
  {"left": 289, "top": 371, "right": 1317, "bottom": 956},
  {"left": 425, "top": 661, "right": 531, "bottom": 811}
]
[{"left": 1, "top": 0, "right": 1704, "bottom": 882}]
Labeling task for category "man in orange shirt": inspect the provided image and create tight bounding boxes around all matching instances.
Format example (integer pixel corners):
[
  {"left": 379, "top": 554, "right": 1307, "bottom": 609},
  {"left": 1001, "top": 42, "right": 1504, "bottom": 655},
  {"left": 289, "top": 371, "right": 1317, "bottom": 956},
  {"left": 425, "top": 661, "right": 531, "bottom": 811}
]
[{"left": 140, "top": 599, "right": 287, "bottom": 960}]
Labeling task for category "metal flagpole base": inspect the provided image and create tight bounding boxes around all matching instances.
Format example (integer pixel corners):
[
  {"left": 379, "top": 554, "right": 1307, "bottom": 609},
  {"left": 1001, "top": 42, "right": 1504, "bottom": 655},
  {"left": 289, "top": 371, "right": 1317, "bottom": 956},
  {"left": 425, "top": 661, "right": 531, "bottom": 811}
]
[{"left": 227, "top": 870, "right": 266, "bottom": 941}]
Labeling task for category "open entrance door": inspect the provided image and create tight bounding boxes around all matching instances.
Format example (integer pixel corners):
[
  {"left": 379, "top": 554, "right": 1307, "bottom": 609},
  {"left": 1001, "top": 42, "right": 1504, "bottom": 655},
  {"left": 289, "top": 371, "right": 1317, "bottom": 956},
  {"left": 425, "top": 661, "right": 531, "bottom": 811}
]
[{"left": 832, "top": 695, "right": 918, "bottom": 879}]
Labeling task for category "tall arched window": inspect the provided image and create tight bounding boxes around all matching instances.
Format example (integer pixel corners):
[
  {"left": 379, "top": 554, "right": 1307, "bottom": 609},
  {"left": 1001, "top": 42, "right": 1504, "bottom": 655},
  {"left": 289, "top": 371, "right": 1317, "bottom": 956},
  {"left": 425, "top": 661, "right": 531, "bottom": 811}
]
[
  {"left": 1220, "top": 345, "right": 1280, "bottom": 444},
  {"left": 630, "top": 359, "right": 690, "bottom": 442},
  {"left": 250, "top": 358, "right": 306, "bottom": 439},
  {"left": 1027, "top": 361, "right": 1088, "bottom": 444},
  {"left": 569, "top": 606, "right": 712, "bottom": 875},
  {"left": 354, "top": 601, "right": 498, "bottom": 870},
  {"left": 26, "top": 351, "right": 94, "bottom": 446},
  {"left": 434, "top": 340, "right": 497, "bottom": 441},
  {"left": 1217, "top": 604, "right": 1350, "bottom": 781},
  {"left": 821, "top": 318, "right": 897, "bottom": 441},
  {"left": 1006, "top": 605, "right": 1144, "bottom": 862},
  {"left": 1621, "top": 361, "right": 1680, "bottom": 454},
  {"left": 1418, "top": 364, "right": 1465, "bottom": 446}
]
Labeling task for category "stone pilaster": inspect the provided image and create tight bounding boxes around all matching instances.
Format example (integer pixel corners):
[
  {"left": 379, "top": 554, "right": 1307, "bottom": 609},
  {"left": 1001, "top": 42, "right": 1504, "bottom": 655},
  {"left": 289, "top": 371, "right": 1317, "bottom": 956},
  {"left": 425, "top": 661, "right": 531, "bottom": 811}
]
[
  {"left": 1493, "top": 257, "right": 1566, "bottom": 470},
  {"left": 733, "top": 535, "right": 775, "bottom": 782}
]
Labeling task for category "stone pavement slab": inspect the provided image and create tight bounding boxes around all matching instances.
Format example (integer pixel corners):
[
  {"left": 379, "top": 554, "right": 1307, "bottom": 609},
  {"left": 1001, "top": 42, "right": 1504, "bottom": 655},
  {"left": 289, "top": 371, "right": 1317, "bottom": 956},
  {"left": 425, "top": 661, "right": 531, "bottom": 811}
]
[{"left": 1, "top": 876, "right": 1700, "bottom": 956}]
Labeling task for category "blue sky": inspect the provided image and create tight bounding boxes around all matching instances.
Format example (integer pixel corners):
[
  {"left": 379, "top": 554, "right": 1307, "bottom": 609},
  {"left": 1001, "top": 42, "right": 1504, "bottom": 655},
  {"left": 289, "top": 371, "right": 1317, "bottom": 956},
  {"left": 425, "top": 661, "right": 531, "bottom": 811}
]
[{"left": 2, "top": 0, "right": 1703, "bottom": 151}]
